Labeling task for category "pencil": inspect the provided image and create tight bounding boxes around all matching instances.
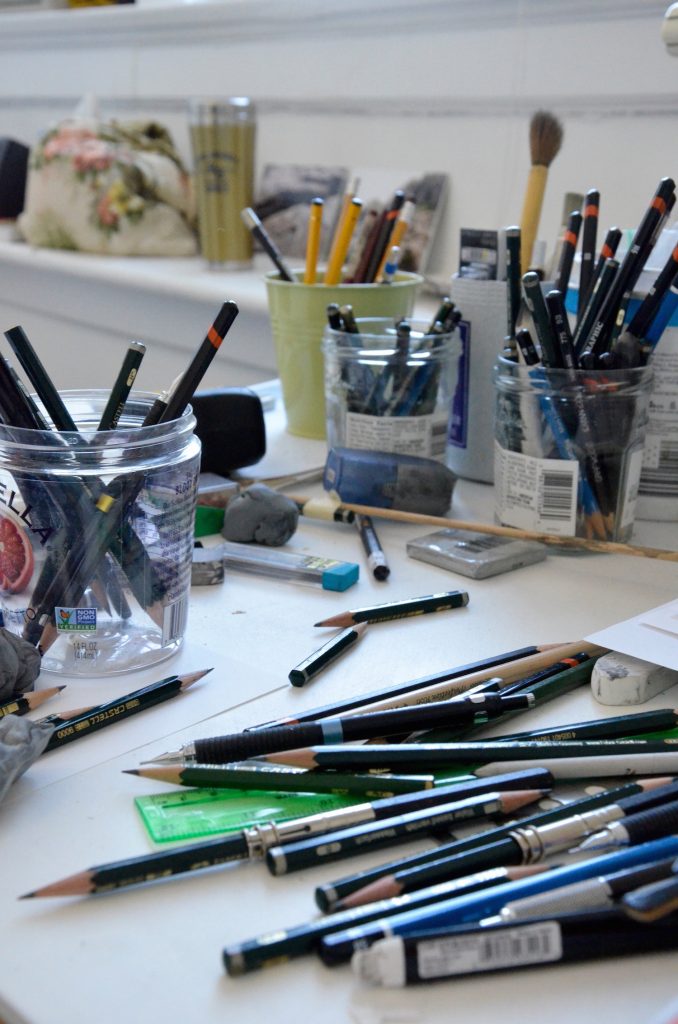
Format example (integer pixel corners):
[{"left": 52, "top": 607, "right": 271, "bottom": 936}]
[
  {"left": 42, "top": 669, "right": 211, "bottom": 752},
  {"left": 323, "top": 197, "right": 363, "bottom": 285},
  {"left": 143, "top": 692, "right": 536, "bottom": 766},
  {"left": 314, "top": 589, "right": 469, "bottom": 628},
  {"left": 262, "top": 737, "right": 678, "bottom": 772},
  {"left": 4, "top": 325, "right": 77, "bottom": 431},
  {"left": 374, "top": 198, "right": 415, "bottom": 283},
  {"left": 578, "top": 188, "right": 600, "bottom": 314},
  {"left": 319, "top": 779, "right": 669, "bottom": 912},
  {"left": 127, "top": 764, "right": 437, "bottom": 797},
  {"left": 288, "top": 622, "right": 368, "bottom": 687},
  {"left": 97, "top": 340, "right": 146, "bottom": 430},
  {"left": 240, "top": 206, "right": 295, "bottom": 282},
  {"left": 21, "top": 767, "right": 550, "bottom": 898},
  {"left": 158, "top": 300, "right": 239, "bottom": 422},
  {"left": 354, "top": 513, "right": 390, "bottom": 581},
  {"left": 245, "top": 643, "right": 585, "bottom": 729},
  {"left": 303, "top": 197, "right": 323, "bottom": 285},
  {"left": 363, "top": 190, "right": 405, "bottom": 283},
  {"left": 0, "top": 686, "right": 65, "bottom": 719},
  {"left": 554, "top": 208, "right": 582, "bottom": 298}
]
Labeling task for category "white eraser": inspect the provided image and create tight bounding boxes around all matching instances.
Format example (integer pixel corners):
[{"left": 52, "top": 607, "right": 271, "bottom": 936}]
[{"left": 591, "top": 652, "right": 678, "bottom": 706}]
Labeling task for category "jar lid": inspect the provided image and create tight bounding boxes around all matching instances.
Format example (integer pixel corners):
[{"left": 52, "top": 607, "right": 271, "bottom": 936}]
[{"left": 189, "top": 97, "right": 255, "bottom": 123}]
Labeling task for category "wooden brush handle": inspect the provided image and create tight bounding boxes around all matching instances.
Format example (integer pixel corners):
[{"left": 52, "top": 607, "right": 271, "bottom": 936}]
[{"left": 520, "top": 164, "right": 548, "bottom": 275}]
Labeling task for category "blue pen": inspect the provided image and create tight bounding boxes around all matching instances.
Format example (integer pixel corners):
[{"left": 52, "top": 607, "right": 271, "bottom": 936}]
[{"left": 319, "top": 836, "right": 678, "bottom": 965}]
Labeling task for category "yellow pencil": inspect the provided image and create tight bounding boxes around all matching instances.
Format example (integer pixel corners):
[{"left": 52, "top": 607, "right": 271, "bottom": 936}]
[
  {"left": 324, "top": 197, "right": 364, "bottom": 285},
  {"left": 303, "top": 197, "right": 324, "bottom": 284},
  {"left": 374, "top": 197, "right": 416, "bottom": 282}
]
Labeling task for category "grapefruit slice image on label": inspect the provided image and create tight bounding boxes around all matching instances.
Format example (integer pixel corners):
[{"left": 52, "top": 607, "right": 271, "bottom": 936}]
[{"left": 0, "top": 513, "right": 35, "bottom": 594}]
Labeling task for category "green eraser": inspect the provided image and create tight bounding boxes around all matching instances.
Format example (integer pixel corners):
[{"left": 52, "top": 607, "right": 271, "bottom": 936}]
[
  {"left": 320, "top": 562, "right": 360, "bottom": 591},
  {"left": 194, "top": 505, "right": 225, "bottom": 538}
]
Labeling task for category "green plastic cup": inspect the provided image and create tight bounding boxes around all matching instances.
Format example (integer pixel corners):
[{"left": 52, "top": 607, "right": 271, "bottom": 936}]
[{"left": 265, "top": 270, "right": 423, "bottom": 439}]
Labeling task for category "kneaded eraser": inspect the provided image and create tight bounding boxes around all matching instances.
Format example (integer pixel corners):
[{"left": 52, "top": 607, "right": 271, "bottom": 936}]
[{"left": 591, "top": 651, "right": 678, "bottom": 706}]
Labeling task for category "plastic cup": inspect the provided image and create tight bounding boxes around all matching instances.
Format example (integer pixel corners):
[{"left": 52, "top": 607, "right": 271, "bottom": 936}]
[
  {"left": 265, "top": 270, "right": 423, "bottom": 439},
  {"left": 0, "top": 391, "right": 200, "bottom": 676}
]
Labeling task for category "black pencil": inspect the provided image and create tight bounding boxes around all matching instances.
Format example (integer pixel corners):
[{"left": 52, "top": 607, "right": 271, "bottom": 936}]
[
  {"left": 223, "top": 865, "right": 547, "bottom": 976},
  {"left": 240, "top": 206, "right": 296, "bottom": 282},
  {"left": 554, "top": 209, "right": 582, "bottom": 297},
  {"left": 4, "top": 325, "right": 77, "bottom": 431},
  {"left": 263, "top": 737, "right": 678, "bottom": 772},
  {"left": 317, "top": 779, "right": 667, "bottom": 912},
  {"left": 265, "top": 790, "right": 544, "bottom": 876},
  {"left": 245, "top": 643, "right": 585, "bottom": 730},
  {"left": 314, "top": 589, "right": 469, "bottom": 628},
  {"left": 0, "top": 686, "right": 65, "bottom": 718},
  {"left": 354, "top": 513, "right": 390, "bottom": 581},
  {"left": 288, "top": 622, "right": 368, "bottom": 687},
  {"left": 158, "top": 300, "right": 239, "bottom": 422},
  {"left": 20, "top": 766, "right": 552, "bottom": 898},
  {"left": 127, "top": 764, "right": 436, "bottom": 797},
  {"left": 143, "top": 692, "right": 536, "bottom": 766},
  {"left": 577, "top": 188, "right": 600, "bottom": 314},
  {"left": 340, "top": 782, "right": 678, "bottom": 908},
  {"left": 42, "top": 669, "right": 211, "bottom": 752},
  {"left": 97, "top": 340, "right": 146, "bottom": 430}
]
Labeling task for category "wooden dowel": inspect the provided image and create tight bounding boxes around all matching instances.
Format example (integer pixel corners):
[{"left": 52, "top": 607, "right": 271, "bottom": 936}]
[{"left": 286, "top": 495, "right": 678, "bottom": 562}]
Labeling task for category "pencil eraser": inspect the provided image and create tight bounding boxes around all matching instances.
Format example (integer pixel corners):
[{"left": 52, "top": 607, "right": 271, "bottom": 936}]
[
  {"left": 406, "top": 529, "right": 547, "bottom": 579},
  {"left": 194, "top": 505, "right": 225, "bottom": 538},
  {"left": 320, "top": 562, "right": 360, "bottom": 591},
  {"left": 323, "top": 447, "right": 455, "bottom": 516},
  {"left": 591, "top": 651, "right": 678, "bottom": 706}
]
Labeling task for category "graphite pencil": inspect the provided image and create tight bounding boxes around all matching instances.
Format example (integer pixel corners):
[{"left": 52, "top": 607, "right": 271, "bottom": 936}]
[
  {"left": 0, "top": 686, "right": 64, "bottom": 718},
  {"left": 314, "top": 590, "right": 468, "bottom": 628},
  {"left": 21, "top": 768, "right": 552, "bottom": 898}
]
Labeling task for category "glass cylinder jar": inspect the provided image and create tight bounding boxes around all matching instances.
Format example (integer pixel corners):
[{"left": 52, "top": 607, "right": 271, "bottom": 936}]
[
  {"left": 493, "top": 356, "right": 654, "bottom": 543},
  {"left": 323, "top": 317, "right": 461, "bottom": 462},
  {"left": 0, "top": 391, "right": 201, "bottom": 676}
]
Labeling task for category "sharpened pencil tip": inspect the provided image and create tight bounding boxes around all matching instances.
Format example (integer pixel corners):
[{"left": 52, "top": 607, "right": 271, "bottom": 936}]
[
  {"left": 122, "top": 769, "right": 140, "bottom": 776},
  {"left": 18, "top": 892, "right": 35, "bottom": 899}
]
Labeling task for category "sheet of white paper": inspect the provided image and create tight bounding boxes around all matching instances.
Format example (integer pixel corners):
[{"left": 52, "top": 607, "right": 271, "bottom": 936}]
[{"left": 585, "top": 598, "right": 678, "bottom": 671}]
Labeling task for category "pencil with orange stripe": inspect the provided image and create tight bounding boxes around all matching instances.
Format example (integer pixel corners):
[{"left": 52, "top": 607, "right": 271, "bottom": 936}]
[
  {"left": 554, "top": 208, "right": 582, "bottom": 297},
  {"left": 578, "top": 188, "right": 600, "bottom": 314}
]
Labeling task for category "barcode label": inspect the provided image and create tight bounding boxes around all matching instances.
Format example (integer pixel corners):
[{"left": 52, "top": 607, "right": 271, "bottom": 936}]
[
  {"left": 417, "top": 922, "right": 562, "bottom": 979},
  {"left": 494, "top": 444, "right": 578, "bottom": 535},
  {"left": 162, "top": 596, "right": 188, "bottom": 645},
  {"left": 539, "top": 471, "right": 577, "bottom": 520}
]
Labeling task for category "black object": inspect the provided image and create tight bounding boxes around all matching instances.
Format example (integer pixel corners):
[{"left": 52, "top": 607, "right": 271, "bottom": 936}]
[
  {"left": 190, "top": 388, "right": 266, "bottom": 474},
  {"left": 0, "top": 138, "right": 29, "bottom": 219}
]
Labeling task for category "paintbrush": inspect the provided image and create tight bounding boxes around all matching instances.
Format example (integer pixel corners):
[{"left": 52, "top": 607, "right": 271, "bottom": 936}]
[{"left": 519, "top": 110, "right": 564, "bottom": 275}]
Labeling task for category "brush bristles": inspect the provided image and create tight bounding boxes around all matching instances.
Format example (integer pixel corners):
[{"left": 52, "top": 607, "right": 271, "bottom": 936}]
[{"left": 529, "top": 110, "right": 564, "bottom": 167}]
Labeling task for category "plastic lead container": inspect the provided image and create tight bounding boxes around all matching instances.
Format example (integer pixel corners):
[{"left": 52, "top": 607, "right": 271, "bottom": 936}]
[{"left": 0, "top": 391, "right": 201, "bottom": 676}]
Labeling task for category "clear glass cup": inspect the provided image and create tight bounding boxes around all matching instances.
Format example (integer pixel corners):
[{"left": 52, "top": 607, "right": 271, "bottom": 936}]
[
  {"left": 493, "top": 356, "right": 654, "bottom": 543},
  {"left": 322, "top": 316, "right": 461, "bottom": 461}
]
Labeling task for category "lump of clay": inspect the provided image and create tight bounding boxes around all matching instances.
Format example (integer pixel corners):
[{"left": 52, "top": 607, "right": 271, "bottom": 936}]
[{"left": 221, "top": 484, "right": 299, "bottom": 546}]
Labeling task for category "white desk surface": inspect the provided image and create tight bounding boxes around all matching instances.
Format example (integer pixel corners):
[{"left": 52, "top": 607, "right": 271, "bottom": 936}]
[{"left": 1, "top": 393, "right": 677, "bottom": 1024}]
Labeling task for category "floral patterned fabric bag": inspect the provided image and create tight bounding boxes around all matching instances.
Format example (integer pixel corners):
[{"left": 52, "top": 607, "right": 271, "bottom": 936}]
[{"left": 18, "top": 117, "right": 198, "bottom": 256}]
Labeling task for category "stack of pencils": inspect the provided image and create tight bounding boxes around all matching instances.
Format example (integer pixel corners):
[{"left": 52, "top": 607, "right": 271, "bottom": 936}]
[{"left": 21, "top": 637, "right": 678, "bottom": 985}]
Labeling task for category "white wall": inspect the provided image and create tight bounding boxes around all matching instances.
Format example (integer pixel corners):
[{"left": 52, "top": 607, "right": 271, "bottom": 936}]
[{"left": 1, "top": 0, "right": 677, "bottom": 280}]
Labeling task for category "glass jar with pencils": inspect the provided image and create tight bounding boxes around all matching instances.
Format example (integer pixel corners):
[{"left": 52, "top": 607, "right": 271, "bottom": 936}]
[
  {"left": 323, "top": 317, "right": 462, "bottom": 462},
  {"left": 493, "top": 356, "right": 654, "bottom": 543},
  {"left": 0, "top": 391, "right": 200, "bottom": 676}
]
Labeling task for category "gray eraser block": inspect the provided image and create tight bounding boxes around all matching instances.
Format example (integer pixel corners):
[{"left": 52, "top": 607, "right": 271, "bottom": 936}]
[
  {"left": 591, "top": 652, "right": 678, "bottom": 706},
  {"left": 221, "top": 484, "right": 299, "bottom": 546}
]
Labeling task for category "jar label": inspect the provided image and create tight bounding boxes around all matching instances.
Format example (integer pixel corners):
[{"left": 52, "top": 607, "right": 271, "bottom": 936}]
[
  {"left": 494, "top": 443, "right": 578, "bottom": 536},
  {"left": 345, "top": 411, "right": 448, "bottom": 460}
]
